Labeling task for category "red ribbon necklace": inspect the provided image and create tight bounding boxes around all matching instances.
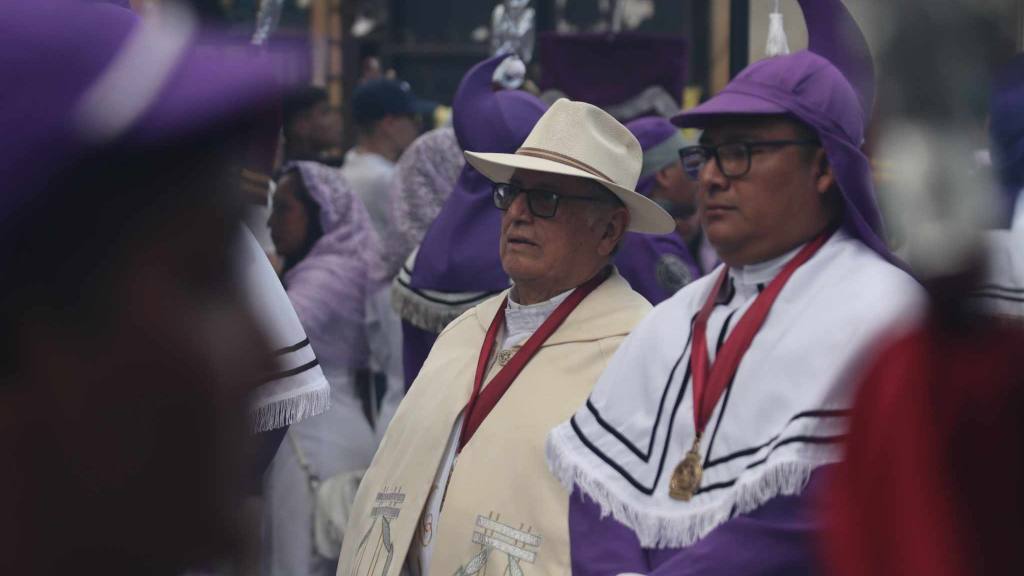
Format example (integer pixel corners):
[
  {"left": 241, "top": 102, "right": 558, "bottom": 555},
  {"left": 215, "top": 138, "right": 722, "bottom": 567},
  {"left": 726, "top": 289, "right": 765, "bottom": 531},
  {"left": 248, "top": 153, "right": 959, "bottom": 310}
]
[
  {"left": 668, "top": 230, "right": 833, "bottom": 500},
  {"left": 457, "top": 268, "right": 610, "bottom": 452}
]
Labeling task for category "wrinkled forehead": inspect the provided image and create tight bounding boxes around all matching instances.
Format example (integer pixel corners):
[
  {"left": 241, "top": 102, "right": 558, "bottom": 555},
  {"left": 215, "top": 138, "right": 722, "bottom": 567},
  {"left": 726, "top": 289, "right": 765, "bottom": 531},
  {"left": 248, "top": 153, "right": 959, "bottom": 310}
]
[{"left": 697, "top": 114, "right": 813, "bottom": 144}]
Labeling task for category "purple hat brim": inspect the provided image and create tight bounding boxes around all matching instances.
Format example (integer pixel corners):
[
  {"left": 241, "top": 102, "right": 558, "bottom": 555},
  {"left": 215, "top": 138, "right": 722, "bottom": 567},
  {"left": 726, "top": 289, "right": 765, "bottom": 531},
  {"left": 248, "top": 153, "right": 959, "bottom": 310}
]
[
  {"left": 671, "top": 92, "right": 788, "bottom": 129},
  {"left": 116, "top": 39, "right": 305, "bottom": 148}
]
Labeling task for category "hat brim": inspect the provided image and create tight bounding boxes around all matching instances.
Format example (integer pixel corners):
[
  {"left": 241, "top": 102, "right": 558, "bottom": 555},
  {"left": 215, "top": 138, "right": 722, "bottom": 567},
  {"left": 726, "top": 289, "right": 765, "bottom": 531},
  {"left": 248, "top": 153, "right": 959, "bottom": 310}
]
[
  {"left": 671, "top": 91, "right": 789, "bottom": 129},
  {"left": 464, "top": 151, "right": 675, "bottom": 235},
  {"left": 126, "top": 41, "right": 306, "bottom": 146}
]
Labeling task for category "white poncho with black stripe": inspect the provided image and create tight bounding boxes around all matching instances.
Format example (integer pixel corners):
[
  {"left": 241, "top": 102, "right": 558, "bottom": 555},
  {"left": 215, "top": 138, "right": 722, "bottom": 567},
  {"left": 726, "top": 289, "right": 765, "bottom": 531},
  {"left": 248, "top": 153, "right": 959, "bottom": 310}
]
[{"left": 546, "top": 230, "right": 924, "bottom": 549}]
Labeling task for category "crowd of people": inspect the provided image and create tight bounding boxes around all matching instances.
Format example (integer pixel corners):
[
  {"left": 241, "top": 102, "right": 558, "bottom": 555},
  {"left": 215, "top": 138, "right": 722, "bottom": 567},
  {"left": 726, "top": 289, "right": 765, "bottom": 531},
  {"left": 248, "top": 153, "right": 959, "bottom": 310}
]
[{"left": 2, "top": 1, "right": 1023, "bottom": 576}]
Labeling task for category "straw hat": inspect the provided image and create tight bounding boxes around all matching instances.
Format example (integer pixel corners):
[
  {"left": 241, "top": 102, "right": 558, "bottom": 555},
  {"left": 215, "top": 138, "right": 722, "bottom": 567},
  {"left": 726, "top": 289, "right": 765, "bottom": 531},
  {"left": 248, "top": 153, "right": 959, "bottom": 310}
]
[{"left": 464, "top": 98, "right": 675, "bottom": 234}]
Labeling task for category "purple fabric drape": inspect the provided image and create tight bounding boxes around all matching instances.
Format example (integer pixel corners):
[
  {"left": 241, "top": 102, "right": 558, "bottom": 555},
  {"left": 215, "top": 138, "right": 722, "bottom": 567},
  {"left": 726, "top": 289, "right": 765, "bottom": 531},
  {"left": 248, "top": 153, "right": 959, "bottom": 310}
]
[
  {"left": 569, "top": 469, "right": 829, "bottom": 576},
  {"left": 538, "top": 33, "right": 687, "bottom": 110}
]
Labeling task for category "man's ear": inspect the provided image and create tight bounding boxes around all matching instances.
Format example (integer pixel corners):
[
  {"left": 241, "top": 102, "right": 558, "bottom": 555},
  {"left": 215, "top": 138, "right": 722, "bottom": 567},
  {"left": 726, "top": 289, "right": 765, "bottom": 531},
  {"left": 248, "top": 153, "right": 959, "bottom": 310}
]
[
  {"left": 598, "top": 207, "right": 630, "bottom": 257},
  {"left": 654, "top": 166, "right": 673, "bottom": 189},
  {"left": 814, "top": 149, "right": 835, "bottom": 195}
]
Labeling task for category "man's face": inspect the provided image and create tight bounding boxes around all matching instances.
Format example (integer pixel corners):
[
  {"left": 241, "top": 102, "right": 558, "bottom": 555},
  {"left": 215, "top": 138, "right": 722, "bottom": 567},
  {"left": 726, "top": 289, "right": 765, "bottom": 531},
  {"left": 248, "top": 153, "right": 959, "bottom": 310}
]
[
  {"left": 290, "top": 101, "right": 340, "bottom": 154},
  {"left": 499, "top": 170, "right": 627, "bottom": 293},
  {"left": 380, "top": 114, "right": 420, "bottom": 155},
  {"left": 309, "top": 101, "right": 342, "bottom": 149},
  {"left": 696, "top": 117, "right": 832, "bottom": 266},
  {"left": 650, "top": 161, "right": 701, "bottom": 243}
]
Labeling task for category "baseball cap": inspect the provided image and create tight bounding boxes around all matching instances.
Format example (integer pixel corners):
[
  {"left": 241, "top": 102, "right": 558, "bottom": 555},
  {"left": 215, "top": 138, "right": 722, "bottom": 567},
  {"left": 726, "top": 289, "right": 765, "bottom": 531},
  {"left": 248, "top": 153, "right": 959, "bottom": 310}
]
[{"left": 351, "top": 78, "right": 418, "bottom": 125}]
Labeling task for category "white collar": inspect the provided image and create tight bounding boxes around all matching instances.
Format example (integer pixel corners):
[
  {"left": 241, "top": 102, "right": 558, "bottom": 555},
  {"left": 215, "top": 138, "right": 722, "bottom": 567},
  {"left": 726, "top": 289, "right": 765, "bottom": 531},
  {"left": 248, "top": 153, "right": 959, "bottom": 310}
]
[
  {"left": 728, "top": 243, "right": 804, "bottom": 288},
  {"left": 502, "top": 288, "right": 573, "bottom": 349}
]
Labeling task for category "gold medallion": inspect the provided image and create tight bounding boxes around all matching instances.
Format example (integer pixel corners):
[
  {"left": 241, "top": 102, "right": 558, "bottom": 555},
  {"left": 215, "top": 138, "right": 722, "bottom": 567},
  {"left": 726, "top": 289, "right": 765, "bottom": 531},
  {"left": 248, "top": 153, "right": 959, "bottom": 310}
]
[{"left": 668, "top": 437, "right": 703, "bottom": 501}]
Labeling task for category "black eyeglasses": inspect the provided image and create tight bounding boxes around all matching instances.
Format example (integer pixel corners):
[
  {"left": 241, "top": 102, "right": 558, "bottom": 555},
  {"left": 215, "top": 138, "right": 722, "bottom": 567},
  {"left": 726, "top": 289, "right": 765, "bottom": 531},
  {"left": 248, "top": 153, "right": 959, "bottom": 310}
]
[
  {"left": 678, "top": 139, "right": 820, "bottom": 181},
  {"left": 492, "top": 182, "right": 614, "bottom": 219}
]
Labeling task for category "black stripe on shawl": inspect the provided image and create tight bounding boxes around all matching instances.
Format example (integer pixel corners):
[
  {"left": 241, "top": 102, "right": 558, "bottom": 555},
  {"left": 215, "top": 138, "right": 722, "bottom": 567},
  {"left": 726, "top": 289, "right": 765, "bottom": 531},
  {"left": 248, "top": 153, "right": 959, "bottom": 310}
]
[
  {"left": 583, "top": 313, "right": 697, "bottom": 462},
  {"left": 258, "top": 358, "right": 320, "bottom": 385},
  {"left": 694, "top": 434, "right": 846, "bottom": 496},
  {"left": 272, "top": 338, "right": 311, "bottom": 356}
]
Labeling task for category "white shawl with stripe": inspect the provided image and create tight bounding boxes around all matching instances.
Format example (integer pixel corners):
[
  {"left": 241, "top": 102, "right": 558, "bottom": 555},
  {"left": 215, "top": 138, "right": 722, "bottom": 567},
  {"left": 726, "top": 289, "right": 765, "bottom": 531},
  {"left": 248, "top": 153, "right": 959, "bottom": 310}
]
[{"left": 546, "top": 231, "right": 924, "bottom": 548}]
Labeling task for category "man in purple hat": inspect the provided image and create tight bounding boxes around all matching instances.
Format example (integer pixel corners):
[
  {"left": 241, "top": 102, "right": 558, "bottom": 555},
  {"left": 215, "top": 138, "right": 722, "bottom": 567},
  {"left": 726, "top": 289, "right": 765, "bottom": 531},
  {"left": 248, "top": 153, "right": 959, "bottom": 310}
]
[
  {"left": 618, "top": 116, "right": 704, "bottom": 301},
  {"left": 546, "top": 32, "right": 926, "bottom": 576},
  {"left": 0, "top": 1, "right": 306, "bottom": 573}
]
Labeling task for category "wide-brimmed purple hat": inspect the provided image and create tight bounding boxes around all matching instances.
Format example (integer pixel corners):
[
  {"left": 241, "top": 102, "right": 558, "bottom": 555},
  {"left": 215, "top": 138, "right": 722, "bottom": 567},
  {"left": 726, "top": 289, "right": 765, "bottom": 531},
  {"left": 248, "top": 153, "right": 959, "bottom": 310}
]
[
  {"left": 1, "top": 0, "right": 304, "bottom": 226},
  {"left": 674, "top": 50, "right": 888, "bottom": 259}
]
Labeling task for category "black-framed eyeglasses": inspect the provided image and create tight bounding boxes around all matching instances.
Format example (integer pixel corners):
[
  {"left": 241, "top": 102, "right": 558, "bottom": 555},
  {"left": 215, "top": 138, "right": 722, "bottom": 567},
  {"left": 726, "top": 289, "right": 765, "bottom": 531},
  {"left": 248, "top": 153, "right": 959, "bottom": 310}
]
[
  {"left": 678, "top": 139, "right": 821, "bottom": 181},
  {"left": 492, "top": 182, "right": 614, "bottom": 219}
]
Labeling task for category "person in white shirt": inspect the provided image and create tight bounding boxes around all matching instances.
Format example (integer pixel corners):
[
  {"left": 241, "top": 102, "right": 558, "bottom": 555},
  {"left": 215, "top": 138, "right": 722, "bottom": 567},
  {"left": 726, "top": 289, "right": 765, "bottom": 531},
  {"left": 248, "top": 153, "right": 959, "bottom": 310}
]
[{"left": 342, "top": 78, "right": 420, "bottom": 239}]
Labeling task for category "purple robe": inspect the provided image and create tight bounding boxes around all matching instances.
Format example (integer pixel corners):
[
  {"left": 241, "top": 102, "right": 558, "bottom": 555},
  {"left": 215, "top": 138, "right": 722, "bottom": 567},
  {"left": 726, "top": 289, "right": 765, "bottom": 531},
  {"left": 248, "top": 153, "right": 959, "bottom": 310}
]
[
  {"left": 615, "top": 234, "right": 700, "bottom": 305},
  {"left": 569, "top": 469, "right": 828, "bottom": 576}
]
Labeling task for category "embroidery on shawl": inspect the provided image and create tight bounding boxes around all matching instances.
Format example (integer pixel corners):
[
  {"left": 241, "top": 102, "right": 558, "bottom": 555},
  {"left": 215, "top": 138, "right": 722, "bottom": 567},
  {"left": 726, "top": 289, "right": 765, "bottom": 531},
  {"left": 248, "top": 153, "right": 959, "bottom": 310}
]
[
  {"left": 353, "top": 487, "right": 407, "bottom": 576},
  {"left": 453, "top": 512, "right": 543, "bottom": 576}
]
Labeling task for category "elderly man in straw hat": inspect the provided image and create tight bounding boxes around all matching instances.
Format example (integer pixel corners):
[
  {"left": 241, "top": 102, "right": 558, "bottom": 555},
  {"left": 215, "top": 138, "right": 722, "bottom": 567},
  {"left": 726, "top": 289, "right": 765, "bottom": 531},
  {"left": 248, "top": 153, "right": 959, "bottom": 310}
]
[{"left": 335, "top": 98, "right": 674, "bottom": 576}]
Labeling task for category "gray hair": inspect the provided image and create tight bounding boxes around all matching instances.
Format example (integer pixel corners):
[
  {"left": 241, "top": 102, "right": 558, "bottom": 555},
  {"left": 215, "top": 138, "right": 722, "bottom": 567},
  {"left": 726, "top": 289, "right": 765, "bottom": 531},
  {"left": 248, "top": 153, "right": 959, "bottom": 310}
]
[
  {"left": 582, "top": 181, "right": 627, "bottom": 255},
  {"left": 583, "top": 181, "right": 625, "bottom": 228}
]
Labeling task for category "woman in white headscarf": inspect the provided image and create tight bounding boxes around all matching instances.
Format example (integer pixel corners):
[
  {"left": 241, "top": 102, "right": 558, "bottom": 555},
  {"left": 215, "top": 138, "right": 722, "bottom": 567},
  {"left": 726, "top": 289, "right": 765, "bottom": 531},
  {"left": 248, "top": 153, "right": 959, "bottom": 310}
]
[{"left": 263, "top": 161, "right": 384, "bottom": 576}]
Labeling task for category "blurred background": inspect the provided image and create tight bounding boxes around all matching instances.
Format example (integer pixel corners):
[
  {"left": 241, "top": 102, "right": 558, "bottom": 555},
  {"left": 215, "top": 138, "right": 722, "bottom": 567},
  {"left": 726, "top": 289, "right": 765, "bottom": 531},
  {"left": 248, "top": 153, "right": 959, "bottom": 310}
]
[{"left": 132, "top": 0, "right": 1024, "bottom": 152}]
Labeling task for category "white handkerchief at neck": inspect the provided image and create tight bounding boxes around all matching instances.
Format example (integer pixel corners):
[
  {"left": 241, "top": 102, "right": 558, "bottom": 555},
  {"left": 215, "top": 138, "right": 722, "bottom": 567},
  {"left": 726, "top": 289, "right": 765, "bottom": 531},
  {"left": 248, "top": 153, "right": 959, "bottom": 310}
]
[{"left": 503, "top": 288, "right": 572, "bottom": 350}]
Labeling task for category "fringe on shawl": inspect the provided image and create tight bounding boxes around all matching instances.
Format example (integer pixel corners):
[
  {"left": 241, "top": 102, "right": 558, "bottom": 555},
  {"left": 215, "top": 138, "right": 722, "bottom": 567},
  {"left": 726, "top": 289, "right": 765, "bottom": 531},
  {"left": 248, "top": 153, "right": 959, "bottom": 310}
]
[
  {"left": 546, "top": 432, "right": 821, "bottom": 549},
  {"left": 390, "top": 279, "right": 490, "bottom": 333},
  {"left": 249, "top": 384, "right": 331, "bottom": 434}
]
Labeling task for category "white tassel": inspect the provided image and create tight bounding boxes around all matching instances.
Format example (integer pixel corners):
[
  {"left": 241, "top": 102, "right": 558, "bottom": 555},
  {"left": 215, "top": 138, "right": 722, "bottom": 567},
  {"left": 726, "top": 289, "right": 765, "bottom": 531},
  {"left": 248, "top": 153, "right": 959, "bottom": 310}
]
[
  {"left": 765, "top": 0, "right": 790, "bottom": 57},
  {"left": 545, "top": 424, "right": 829, "bottom": 549},
  {"left": 250, "top": 385, "right": 331, "bottom": 433}
]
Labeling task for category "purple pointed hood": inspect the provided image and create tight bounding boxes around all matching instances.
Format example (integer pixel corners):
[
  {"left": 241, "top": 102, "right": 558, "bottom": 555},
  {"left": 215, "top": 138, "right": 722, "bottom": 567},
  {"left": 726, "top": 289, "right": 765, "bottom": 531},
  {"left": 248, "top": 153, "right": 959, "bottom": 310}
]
[
  {"left": 798, "top": 0, "right": 875, "bottom": 124},
  {"left": 409, "top": 55, "right": 547, "bottom": 293},
  {"left": 674, "top": 50, "right": 890, "bottom": 260}
]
